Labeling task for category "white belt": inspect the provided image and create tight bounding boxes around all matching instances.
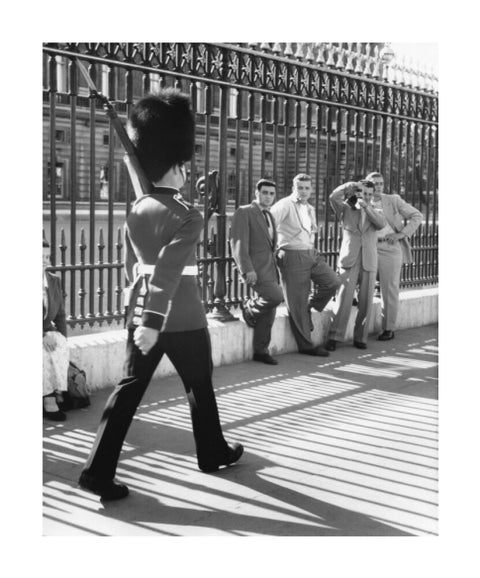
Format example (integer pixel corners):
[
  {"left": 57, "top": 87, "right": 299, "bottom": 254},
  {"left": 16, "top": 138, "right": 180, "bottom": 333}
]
[{"left": 136, "top": 263, "right": 199, "bottom": 276}]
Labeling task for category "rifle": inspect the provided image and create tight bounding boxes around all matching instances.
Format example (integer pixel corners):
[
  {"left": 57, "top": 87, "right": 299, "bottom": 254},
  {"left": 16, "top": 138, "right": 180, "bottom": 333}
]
[{"left": 76, "top": 59, "right": 152, "bottom": 199}]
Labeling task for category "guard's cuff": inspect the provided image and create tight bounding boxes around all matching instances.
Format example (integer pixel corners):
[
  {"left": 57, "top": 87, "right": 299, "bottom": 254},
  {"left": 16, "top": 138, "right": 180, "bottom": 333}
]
[{"left": 141, "top": 310, "right": 165, "bottom": 331}]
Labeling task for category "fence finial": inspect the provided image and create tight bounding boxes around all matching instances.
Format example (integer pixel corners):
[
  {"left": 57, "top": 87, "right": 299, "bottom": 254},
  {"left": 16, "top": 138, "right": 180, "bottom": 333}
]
[
  {"left": 295, "top": 43, "right": 305, "bottom": 60},
  {"left": 284, "top": 43, "right": 294, "bottom": 57},
  {"left": 316, "top": 43, "right": 325, "bottom": 65},
  {"left": 336, "top": 47, "right": 346, "bottom": 69},
  {"left": 346, "top": 43, "right": 355, "bottom": 72},
  {"left": 306, "top": 43, "right": 315, "bottom": 62},
  {"left": 272, "top": 42, "right": 282, "bottom": 54},
  {"left": 326, "top": 43, "right": 336, "bottom": 67}
]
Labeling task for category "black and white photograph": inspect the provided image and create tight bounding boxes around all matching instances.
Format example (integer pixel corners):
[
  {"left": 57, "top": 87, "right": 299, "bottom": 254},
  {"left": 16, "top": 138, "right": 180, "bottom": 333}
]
[{"left": 3, "top": 1, "right": 479, "bottom": 576}]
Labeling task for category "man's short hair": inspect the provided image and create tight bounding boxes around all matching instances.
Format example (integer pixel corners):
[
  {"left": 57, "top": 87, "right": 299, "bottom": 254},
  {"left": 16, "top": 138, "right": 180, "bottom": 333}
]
[
  {"left": 293, "top": 173, "right": 312, "bottom": 184},
  {"left": 256, "top": 178, "right": 276, "bottom": 191},
  {"left": 365, "top": 171, "right": 383, "bottom": 180},
  {"left": 127, "top": 88, "right": 195, "bottom": 183}
]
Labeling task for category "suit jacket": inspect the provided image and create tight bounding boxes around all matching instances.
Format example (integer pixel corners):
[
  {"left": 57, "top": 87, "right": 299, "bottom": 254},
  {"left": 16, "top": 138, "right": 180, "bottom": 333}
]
[
  {"left": 230, "top": 202, "right": 278, "bottom": 283},
  {"left": 330, "top": 183, "right": 387, "bottom": 272},
  {"left": 377, "top": 193, "right": 422, "bottom": 263},
  {"left": 43, "top": 272, "right": 67, "bottom": 337},
  {"left": 270, "top": 194, "right": 317, "bottom": 250},
  {"left": 125, "top": 186, "right": 207, "bottom": 333}
]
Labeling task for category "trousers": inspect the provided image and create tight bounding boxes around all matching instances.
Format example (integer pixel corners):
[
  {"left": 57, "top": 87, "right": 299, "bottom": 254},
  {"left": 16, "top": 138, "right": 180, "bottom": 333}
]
[
  {"left": 328, "top": 253, "right": 377, "bottom": 344},
  {"left": 246, "top": 280, "right": 283, "bottom": 354},
  {"left": 277, "top": 249, "right": 339, "bottom": 350},
  {"left": 82, "top": 327, "right": 229, "bottom": 481},
  {"left": 377, "top": 241, "right": 403, "bottom": 331}
]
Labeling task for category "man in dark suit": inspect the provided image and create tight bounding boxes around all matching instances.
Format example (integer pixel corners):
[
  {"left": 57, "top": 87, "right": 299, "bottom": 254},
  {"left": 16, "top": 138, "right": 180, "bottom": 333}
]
[
  {"left": 230, "top": 179, "right": 283, "bottom": 365},
  {"left": 78, "top": 89, "right": 243, "bottom": 501}
]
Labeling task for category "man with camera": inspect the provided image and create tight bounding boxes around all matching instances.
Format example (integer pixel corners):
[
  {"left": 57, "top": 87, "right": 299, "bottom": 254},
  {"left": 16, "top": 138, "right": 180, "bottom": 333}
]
[{"left": 325, "top": 180, "right": 386, "bottom": 351}]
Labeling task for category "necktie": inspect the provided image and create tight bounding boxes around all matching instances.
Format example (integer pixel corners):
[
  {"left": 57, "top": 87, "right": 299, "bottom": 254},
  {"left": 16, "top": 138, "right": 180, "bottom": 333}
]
[{"left": 262, "top": 210, "right": 274, "bottom": 240}]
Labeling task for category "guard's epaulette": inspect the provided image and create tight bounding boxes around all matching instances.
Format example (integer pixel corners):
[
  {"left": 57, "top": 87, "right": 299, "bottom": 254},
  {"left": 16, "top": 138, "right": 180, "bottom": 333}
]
[{"left": 173, "top": 192, "right": 192, "bottom": 211}]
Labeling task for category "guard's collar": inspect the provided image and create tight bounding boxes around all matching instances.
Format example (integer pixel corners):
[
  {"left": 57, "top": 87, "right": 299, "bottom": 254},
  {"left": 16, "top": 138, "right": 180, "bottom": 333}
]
[{"left": 152, "top": 186, "right": 180, "bottom": 194}]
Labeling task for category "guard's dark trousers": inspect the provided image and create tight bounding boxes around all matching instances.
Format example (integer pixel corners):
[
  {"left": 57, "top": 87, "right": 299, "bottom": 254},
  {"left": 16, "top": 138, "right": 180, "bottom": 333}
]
[{"left": 82, "top": 327, "right": 229, "bottom": 480}]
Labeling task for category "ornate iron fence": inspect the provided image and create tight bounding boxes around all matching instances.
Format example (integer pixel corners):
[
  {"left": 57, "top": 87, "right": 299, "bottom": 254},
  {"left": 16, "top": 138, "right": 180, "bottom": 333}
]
[{"left": 42, "top": 42, "right": 438, "bottom": 331}]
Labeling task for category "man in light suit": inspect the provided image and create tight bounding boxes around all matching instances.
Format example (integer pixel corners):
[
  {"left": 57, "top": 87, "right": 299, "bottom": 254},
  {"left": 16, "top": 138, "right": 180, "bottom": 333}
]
[
  {"left": 270, "top": 173, "right": 340, "bottom": 356},
  {"left": 230, "top": 179, "right": 283, "bottom": 365},
  {"left": 366, "top": 172, "right": 423, "bottom": 341},
  {"left": 326, "top": 180, "right": 387, "bottom": 351}
]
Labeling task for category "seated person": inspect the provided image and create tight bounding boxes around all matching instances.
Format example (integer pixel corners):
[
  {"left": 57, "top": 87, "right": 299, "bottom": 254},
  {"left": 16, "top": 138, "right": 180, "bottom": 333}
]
[{"left": 43, "top": 238, "right": 69, "bottom": 421}]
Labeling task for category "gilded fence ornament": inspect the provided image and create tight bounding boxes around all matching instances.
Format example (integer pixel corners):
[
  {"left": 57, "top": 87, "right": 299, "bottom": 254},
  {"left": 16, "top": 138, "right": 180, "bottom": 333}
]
[
  {"left": 354, "top": 52, "right": 364, "bottom": 74},
  {"left": 295, "top": 42, "right": 305, "bottom": 60},
  {"left": 260, "top": 42, "right": 270, "bottom": 52},
  {"left": 372, "top": 54, "right": 381, "bottom": 79},
  {"left": 284, "top": 43, "right": 294, "bottom": 57},
  {"left": 306, "top": 43, "right": 315, "bottom": 62},
  {"left": 336, "top": 47, "right": 346, "bottom": 69},
  {"left": 272, "top": 42, "right": 282, "bottom": 54},
  {"left": 345, "top": 45, "right": 355, "bottom": 72},
  {"left": 315, "top": 43, "right": 325, "bottom": 65},
  {"left": 363, "top": 54, "right": 373, "bottom": 77},
  {"left": 326, "top": 43, "right": 336, "bottom": 67}
]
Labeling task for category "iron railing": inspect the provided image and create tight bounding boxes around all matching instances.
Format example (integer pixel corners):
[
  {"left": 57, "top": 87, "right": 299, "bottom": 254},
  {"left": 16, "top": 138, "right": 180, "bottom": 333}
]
[{"left": 42, "top": 42, "right": 438, "bottom": 331}]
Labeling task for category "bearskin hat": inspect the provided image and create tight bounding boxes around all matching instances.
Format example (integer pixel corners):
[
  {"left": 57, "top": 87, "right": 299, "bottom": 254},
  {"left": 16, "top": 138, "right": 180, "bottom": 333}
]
[{"left": 127, "top": 88, "right": 195, "bottom": 183}]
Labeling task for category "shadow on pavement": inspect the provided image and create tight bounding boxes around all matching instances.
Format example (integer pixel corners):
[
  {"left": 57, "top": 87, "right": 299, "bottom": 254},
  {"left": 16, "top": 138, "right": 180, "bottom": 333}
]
[{"left": 43, "top": 325, "right": 438, "bottom": 536}]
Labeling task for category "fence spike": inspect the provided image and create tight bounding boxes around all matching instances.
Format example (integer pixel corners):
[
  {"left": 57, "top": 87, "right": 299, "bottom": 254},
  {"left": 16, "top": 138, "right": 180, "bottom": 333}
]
[
  {"left": 336, "top": 47, "right": 346, "bottom": 69},
  {"left": 315, "top": 43, "right": 325, "bottom": 65},
  {"left": 284, "top": 43, "right": 294, "bottom": 57},
  {"left": 345, "top": 46, "right": 355, "bottom": 72},
  {"left": 306, "top": 43, "right": 315, "bottom": 62},
  {"left": 295, "top": 42, "right": 305, "bottom": 60},
  {"left": 354, "top": 52, "right": 364, "bottom": 74},
  {"left": 272, "top": 42, "right": 282, "bottom": 54},
  {"left": 326, "top": 43, "right": 336, "bottom": 67}
]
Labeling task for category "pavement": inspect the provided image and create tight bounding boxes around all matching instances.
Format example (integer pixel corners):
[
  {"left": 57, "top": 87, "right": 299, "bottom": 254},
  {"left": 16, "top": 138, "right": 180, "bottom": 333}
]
[{"left": 43, "top": 324, "right": 438, "bottom": 537}]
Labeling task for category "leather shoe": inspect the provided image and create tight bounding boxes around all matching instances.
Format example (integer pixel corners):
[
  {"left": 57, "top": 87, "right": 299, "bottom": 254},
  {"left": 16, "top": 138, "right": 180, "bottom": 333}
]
[
  {"left": 242, "top": 307, "right": 256, "bottom": 328},
  {"left": 78, "top": 472, "right": 129, "bottom": 501},
  {"left": 378, "top": 330, "right": 395, "bottom": 341},
  {"left": 299, "top": 346, "right": 329, "bottom": 357},
  {"left": 325, "top": 339, "right": 337, "bottom": 352},
  {"left": 199, "top": 442, "right": 244, "bottom": 473},
  {"left": 43, "top": 408, "right": 66, "bottom": 421},
  {"left": 253, "top": 353, "right": 279, "bottom": 365},
  {"left": 353, "top": 340, "right": 367, "bottom": 350}
]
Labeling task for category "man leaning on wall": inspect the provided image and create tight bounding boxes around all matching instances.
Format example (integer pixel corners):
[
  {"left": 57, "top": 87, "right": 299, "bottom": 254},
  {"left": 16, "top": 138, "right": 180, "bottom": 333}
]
[{"left": 270, "top": 173, "right": 340, "bottom": 357}]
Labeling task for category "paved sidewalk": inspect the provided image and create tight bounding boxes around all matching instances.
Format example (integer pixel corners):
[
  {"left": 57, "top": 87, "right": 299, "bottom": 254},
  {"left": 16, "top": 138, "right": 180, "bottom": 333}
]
[{"left": 43, "top": 324, "right": 438, "bottom": 536}]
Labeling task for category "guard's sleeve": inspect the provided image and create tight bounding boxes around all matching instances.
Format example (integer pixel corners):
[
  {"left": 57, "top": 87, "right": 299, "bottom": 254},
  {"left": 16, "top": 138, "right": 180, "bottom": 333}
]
[
  {"left": 395, "top": 195, "right": 423, "bottom": 237},
  {"left": 142, "top": 209, "right": 203, "bottom": 330},
  {"left": 230, "top": 208, "right": 254, "bottom": 275}
]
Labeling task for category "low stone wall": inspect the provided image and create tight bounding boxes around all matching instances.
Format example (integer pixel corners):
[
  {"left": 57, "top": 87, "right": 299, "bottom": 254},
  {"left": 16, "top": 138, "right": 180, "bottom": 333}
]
[{"left": 68, "top": 286, "right": 438, "bottom": 391}]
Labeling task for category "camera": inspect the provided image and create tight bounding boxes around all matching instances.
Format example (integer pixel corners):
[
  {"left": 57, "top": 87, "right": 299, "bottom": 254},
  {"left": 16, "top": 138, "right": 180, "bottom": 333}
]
[{"left": 345, "top": 186, "right": 363, "bottom": 210}]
